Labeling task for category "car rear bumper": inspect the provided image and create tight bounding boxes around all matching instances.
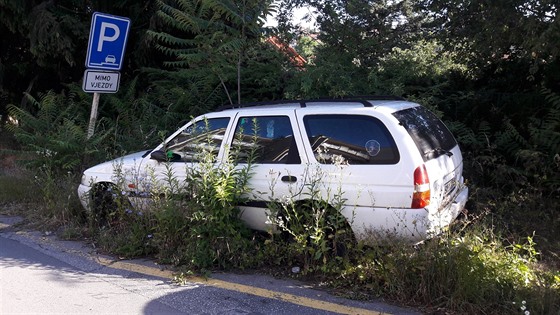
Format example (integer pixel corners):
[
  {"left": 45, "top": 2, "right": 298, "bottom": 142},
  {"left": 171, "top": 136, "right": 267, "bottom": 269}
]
[
  {"left": 345, "top": 185, "right": 468, "bottom": 243},
  {"left": 427, "top": 185, "right": 468, "bottom": 235}
]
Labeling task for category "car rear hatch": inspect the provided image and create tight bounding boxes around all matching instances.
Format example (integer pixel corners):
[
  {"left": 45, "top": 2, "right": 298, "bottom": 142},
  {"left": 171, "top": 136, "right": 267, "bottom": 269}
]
[{"left": 393, "top": 105, "right": 465, "bottom": 211}]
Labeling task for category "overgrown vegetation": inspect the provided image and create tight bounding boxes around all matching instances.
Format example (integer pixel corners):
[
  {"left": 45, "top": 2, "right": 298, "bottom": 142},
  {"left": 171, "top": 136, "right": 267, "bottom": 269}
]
[
  {"left": 1, "top": 0, "right": 559, "bottom": 314},
  {"left": 87, "top": 120, "right": 261, "bottom": 270},
  {"left": 3, "top": 111, "right": 559, "bottom": 314}
]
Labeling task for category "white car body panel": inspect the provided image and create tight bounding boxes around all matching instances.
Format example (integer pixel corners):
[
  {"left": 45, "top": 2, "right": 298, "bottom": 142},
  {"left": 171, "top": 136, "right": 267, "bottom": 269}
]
[{"left": 78, "top": 99, "right": 468, "bottom": 242}]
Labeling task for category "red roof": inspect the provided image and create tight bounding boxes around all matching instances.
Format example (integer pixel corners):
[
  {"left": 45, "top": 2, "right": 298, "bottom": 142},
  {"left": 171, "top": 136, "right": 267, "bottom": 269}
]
[{"left": 266, "top": 36, "right": 307, "bottom": 68}]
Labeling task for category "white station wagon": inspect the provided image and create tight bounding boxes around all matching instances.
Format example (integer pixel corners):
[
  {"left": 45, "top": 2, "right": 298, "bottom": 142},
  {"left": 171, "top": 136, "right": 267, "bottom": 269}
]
[{"left": 78, "top": 98, "right": 468, "bottom": 242}]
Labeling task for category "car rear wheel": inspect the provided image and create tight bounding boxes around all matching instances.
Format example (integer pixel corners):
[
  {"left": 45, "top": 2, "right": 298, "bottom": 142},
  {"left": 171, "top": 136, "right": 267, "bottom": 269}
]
[{"left": 278, "top": 200, "right": 356, "bottom": 258}]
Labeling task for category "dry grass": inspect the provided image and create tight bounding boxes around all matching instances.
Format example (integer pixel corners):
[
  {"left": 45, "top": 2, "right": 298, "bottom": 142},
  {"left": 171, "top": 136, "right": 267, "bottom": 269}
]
[{"left": 0, "top": 130, "right": 41, "bottom": 214}]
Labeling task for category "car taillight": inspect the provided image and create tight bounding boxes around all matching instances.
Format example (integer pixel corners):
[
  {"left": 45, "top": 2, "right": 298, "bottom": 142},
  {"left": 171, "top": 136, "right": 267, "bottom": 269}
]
[{"left": 412, "top": 164, "right": 430, "bottom": 208}]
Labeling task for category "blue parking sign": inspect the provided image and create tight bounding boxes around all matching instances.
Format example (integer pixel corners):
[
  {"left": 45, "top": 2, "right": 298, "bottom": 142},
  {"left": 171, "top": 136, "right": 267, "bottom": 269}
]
[{"left": 85, "top": 12, "right": 130, "bottom": 71}]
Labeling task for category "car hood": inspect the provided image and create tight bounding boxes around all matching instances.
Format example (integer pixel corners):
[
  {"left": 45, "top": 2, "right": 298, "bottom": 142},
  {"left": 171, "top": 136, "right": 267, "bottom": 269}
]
[{"left": 82, "top": 151, "right": 148, "bottom": 184}]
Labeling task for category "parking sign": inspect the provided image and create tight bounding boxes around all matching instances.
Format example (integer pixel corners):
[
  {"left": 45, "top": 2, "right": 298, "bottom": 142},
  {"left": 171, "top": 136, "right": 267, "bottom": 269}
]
[{"left": 85, "top": 12, "right": 130, "bottom": 71}]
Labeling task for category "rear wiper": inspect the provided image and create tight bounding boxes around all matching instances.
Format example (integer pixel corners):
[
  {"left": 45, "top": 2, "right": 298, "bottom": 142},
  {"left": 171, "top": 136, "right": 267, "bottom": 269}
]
[{"left": 424, "top": 147, "right": 453, "bottom": 158}]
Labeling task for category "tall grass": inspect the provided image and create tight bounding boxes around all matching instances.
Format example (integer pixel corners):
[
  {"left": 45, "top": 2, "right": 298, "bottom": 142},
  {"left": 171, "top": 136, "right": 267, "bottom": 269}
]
[
  {"left": 0, "top": 174, "right": 40, "bottom": 205},
  {"left": 339, "top": 227, "right": 559, "bottom": 314}
]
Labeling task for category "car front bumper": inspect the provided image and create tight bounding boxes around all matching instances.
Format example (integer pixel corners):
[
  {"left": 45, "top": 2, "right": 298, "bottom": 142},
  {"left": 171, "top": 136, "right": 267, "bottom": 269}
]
[{"left": 77, "top": 184, "right": 93, "bottom": 211}]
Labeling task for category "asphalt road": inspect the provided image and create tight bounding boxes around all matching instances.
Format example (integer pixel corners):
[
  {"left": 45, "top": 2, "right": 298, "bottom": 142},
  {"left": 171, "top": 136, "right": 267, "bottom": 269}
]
[{"left": 0, "top": 215, "right": 420, "bottom": 315}]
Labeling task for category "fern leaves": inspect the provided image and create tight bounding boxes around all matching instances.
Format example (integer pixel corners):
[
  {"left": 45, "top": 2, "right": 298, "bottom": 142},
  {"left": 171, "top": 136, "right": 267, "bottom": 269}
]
[
  {"left": 532, "top": 88, "right": 560, "bottom": 156},
  {"left": 5, "top": 90, "right": 107, "bottom": 174},
  {"left": 452, "top": 88, "right": 560, "bottom": 191},
  {"left": 151, "top": 0, "right": 268, "bottom": 64},
  {"left": 148, "top": 0, "right": 275, "bottom": 105}
]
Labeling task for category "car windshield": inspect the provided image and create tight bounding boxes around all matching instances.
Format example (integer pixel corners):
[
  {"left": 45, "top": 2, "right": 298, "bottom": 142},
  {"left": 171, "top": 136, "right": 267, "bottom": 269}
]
[
  {"left": 165, "top": 117, "right": 230, "bottom": 161},
  {"left": 393, "top": 106, "right": 457, "bottom": 161}
]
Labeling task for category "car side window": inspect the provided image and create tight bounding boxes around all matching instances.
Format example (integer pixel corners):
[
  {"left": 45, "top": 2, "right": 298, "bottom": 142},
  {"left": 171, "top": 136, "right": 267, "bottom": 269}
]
[
  {"left": 303, "top": 115, "right": 400, "bottom": 165},
  {"left": 233, "top": 116, "right": 301, "bottom": 164},
  {"left": 166, "top": 117, "right": 230, "bottom": 162}
]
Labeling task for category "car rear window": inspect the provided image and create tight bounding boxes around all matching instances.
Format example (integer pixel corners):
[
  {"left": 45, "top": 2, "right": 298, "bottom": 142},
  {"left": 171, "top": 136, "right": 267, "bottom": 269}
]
[{"left": 393, "top": 106, "right": 457, "bottom": 161}]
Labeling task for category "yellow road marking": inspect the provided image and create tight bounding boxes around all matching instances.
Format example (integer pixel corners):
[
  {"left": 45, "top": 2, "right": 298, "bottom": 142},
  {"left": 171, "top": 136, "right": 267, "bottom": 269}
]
[{"left": 95, "top": 257, "right": 390, "bottom": 315}]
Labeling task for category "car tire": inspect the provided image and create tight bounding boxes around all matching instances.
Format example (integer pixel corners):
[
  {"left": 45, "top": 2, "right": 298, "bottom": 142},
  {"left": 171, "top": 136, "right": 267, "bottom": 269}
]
[
  {"left": 91, "top": 183, "right": 118, "bottom": 228},
  {"left": 281, "top": 200, "right": 356, "bottom": 258}
]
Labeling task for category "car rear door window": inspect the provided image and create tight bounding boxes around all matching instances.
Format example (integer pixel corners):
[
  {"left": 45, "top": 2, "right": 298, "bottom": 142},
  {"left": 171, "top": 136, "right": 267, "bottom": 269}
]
[
  {"left": 392, "top": 106, "right": 457, "bottom": 161},
  {"left": 233, "top": 116, "right": 300, "bottom": 164},
  {"left": 303, "top": 115, "right": 399, "bottom": 164}
]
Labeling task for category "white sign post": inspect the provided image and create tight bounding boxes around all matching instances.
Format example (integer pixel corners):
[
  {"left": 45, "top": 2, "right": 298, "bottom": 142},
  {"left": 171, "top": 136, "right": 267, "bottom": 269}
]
[{"left": 84, "top": 12, "right": 130, "bottom": 139}]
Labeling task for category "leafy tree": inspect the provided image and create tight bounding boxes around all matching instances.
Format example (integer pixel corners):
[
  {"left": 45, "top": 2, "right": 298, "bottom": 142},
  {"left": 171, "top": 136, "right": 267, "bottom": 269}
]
[
  {"left": 282, "top": 0, "right": 425, "bottom": 66},
  {"left": 413, "top": 0, "right": 559, "bottom": 160},
  {"left": 147, "top": 0, "right": 279, "bottom": 105},
  {"left": 0, "top": 0, "right": 43, "bottom": 121},
  {"left": 421, "top": 0, "right": 559, "bottom": 80},
  {"left": 0, "top": 0, "right": 157, "bottom": 123},
  {"left": 278, "top": 0, "right": 427, "bottom": 98},
  {"left": 293, "top": 34, "right": 319, "bottom": 62},
  {"left": 368, "top": 39, "right": 471, "bottom": 113}
]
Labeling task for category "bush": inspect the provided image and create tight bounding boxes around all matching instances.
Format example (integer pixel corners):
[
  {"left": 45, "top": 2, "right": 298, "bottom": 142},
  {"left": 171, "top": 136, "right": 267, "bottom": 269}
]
[
  {"left": 337, "top": 228, "right": 559, "bottom": 314},
  {"left": 4, "top": 91, "right": 105, "bottom": 226},
  {"left": 90, "top": 120, "right": 261, "bottom": 270}
]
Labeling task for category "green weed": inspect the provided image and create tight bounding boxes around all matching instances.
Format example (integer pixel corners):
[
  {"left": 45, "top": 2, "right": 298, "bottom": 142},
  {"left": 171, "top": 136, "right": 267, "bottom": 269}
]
[
  {"left": 332, "top": 225, "right": 560, "bottom": 314},
  {"left": 265, "top": 159, "right": 356, "bottom": 274},
  {"left": 0, "top": 174, "right": 39, "bottom": 205},
  {"left": 88, "top": 119, "right": 260, "bottom": 269}
]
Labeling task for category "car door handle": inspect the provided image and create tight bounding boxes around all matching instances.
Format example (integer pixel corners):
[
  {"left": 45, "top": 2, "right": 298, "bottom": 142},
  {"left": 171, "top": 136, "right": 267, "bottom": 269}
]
[{"left": 281, "top": 175, "right": 297, "bottom": 183}]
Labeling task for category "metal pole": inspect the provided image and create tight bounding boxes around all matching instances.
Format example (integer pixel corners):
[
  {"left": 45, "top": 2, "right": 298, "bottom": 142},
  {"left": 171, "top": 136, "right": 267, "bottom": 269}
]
[{"left": 87, "top": 92, "right": 100, "bottom": 139}]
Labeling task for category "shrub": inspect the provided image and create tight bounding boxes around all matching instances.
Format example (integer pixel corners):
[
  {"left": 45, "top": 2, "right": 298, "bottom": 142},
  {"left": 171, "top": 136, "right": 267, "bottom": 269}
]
[
  {"left": 4, "top": 91, "right": 106, "bottom": 226},
  {"left": 90, "top": 120, "right": 260, "bottom": 269},
  {"left": 335, "top": 227, "right": 560, "bottom": 314},
  {"left": 266, "top": 161, "right": 356, "bottom": 274}
]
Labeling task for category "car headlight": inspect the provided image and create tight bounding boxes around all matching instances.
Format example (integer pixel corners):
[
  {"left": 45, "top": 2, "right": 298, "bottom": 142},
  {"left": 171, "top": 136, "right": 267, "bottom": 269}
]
[{"left": 81, "top": 174, "right": 89, "bottom": 186}]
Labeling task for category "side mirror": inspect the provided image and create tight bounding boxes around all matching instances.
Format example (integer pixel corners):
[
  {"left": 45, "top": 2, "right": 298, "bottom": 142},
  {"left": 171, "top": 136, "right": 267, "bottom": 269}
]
[
  {"left": 150, "top": 150, "right": 181, "bottom": 162},
  {"left": 150, "top": 150, "right": 166, "bottom": 162}
]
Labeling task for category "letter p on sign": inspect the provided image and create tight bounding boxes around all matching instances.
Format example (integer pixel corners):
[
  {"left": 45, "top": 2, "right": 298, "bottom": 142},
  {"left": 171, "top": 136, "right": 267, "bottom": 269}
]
[
  {"left": 97, "top": 22, "right": 120, "bottom": 51},
  {"left": 85, "top": 12, "right": 130, "bottom": 71}
]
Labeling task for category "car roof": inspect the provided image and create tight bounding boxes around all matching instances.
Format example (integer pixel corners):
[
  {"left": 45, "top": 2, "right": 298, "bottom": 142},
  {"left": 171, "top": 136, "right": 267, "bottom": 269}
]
[{"left": 214, "top": 98, "right": 420, "bottom": 114}]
